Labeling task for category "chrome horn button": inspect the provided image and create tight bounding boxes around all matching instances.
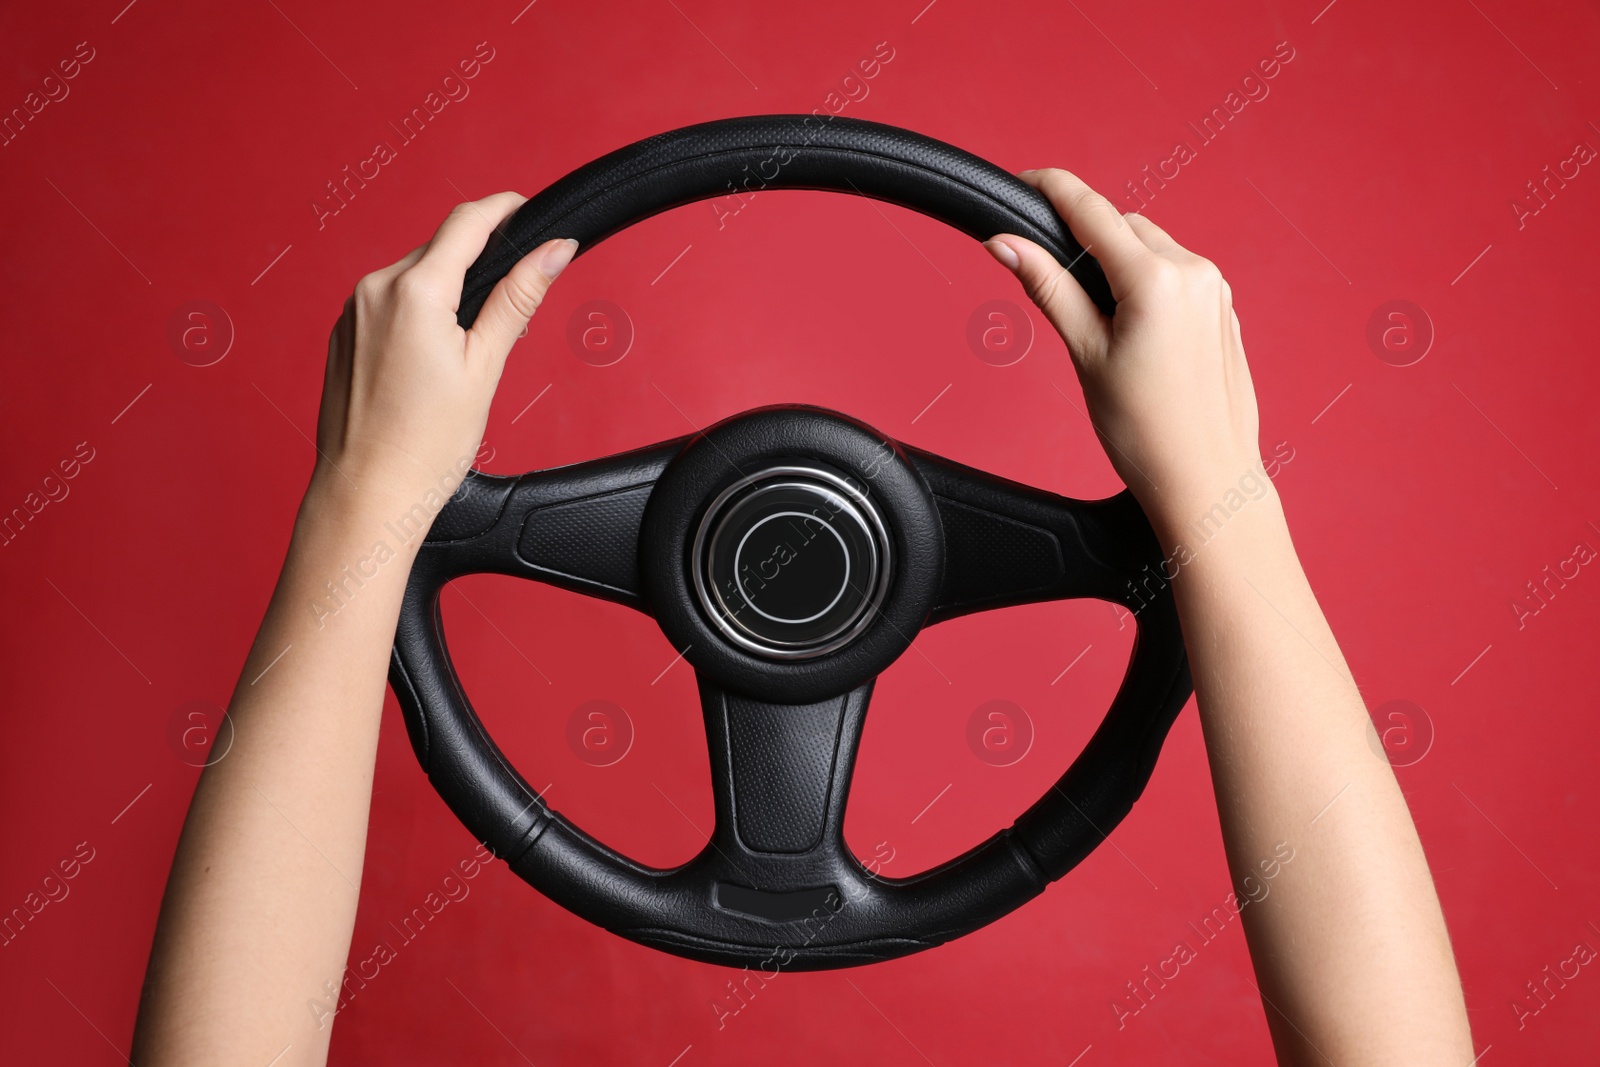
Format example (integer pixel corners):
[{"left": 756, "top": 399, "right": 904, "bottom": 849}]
[{"left": 692, "top": 465, "right": 891, "bottom": 660}]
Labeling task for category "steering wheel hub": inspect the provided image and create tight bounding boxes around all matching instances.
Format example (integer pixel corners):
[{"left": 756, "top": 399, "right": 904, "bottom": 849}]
[{"left": 693, "top": 465, "right": 890, "bottom": 660}]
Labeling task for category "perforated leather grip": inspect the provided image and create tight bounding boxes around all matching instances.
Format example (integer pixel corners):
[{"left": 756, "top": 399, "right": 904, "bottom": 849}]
[{"left": 456, "top": 114, "right": 1115, "bottom": 327}]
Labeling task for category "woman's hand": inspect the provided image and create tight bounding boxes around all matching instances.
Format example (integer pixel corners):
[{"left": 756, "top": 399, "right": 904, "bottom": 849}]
[
  {"left": 987, "top": 171, "right": 1474, "bottom": 1064},
  {"left": 984, "top": 169, "right": 1262, "bottom": 544},
  {"left": 132, "top": 195, "right": 576, "bottom": 1067},
  {"left": 315, "top": 191, "right": 577, "bottom": 510}
]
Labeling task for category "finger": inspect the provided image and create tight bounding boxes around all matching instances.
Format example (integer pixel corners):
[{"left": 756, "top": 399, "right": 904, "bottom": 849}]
[
  {"left": 984, "top": 234, "right": 1109, "bottom": 365},
  {"left": 466, "top": 238, "right": 579, "bottom": 367},
  {"left": 415, "top": 191, "right": 530, "bottom": 283},
  {"left": 356, "top": 244, "right": 428, "bottom": 291},
  {"left": 382, "top": 243, "right": 427, "bottom": 277},
  {"left": 1016, "top": 168, "right": 1152, "bottom": 298},
  {"left": 1124, "top": 213, "right": 1182, "bottom": 256}
]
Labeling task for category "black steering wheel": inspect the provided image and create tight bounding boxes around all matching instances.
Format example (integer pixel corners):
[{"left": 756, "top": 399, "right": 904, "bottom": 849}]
[{"left": 389, "top": 115, "right": 1192, "bottom": 970}]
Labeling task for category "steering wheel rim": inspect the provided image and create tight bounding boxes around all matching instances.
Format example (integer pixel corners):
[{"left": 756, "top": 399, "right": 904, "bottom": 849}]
[
  {"left": 455, "top": 113, "right": 1117, "bottom": 327},
  {"left": 390, "top": 115, "right": 1192, "bottom": 970}
]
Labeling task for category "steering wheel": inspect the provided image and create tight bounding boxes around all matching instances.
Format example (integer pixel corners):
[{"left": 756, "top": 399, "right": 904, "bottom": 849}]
[{"left": 390, "top": 115, "right": 1192, "bottom": 970}]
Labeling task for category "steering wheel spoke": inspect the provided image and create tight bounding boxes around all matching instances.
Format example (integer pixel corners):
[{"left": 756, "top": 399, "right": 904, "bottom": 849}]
[
  {"left": 415, "top": 438, "right": 685, "bottom": 608},
  {"left": 908, "top": 447, "right": 1163, "bottom": 621},
  {"left": 692, "top": 672, "right": 872, "bottom": 920}
]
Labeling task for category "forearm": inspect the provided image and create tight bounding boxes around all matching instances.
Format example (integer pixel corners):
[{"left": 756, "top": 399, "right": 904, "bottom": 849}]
[
  {"left": 134, "top": 472, "right": 421, "bottom": 1065},
  {"left": 1161, "top": 483, "right": 1472, "bottom": 1064}
]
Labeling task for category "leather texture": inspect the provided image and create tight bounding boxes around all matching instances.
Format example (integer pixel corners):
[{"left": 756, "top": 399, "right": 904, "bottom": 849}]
[
  {"left": 517, "top": 486, "right": 655, "bottom": 598},
  {"left": 722, "top": 686, "right": 848, "bottom": 855},
  {"left": 391, "top": 117, "right": 1189, "bottom": 971}
]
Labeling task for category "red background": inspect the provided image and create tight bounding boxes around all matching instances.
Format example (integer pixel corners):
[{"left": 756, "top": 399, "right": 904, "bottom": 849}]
[{"left": 3, "top": 0, "right": 1598, "bottom": 1062}]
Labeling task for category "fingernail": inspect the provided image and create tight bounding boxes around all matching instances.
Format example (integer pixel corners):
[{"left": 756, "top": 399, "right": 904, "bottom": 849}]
[
  {"left": 984, "top": 238, "right": 1020, "bottom": 271},
  {"left": 538, "top": 238, "right": 578, "bottom": 279}
]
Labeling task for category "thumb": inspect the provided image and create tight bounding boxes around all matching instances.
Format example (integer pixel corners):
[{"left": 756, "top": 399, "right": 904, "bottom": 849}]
[
  {"left": 467, "top": 237, "right": 578, "bottom": 366},
  {"left": 984, "top": 235, "right": 1109, "bottom": 365}
]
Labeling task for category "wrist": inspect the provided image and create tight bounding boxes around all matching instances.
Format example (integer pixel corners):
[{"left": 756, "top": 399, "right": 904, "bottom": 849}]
[
  {"left": 1144, "top": 462, "right": 1286, "bottom": 564},
  {"left": 276, "top": 478, "right": 430, "bottom": 633},
  {"left": 303, "top": 446, "right": 475, "bottom": 536},
  {"left": 294, "top": 472, "right": 429, "bottom": 566}
]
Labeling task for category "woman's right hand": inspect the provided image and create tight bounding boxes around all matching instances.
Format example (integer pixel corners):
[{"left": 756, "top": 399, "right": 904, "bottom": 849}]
[
  {"left": 983, "top": 169, "right": 1266, "bottom": 544},
  {"left": 313, "top": 192, "right": 577, "bottom": 517}
]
